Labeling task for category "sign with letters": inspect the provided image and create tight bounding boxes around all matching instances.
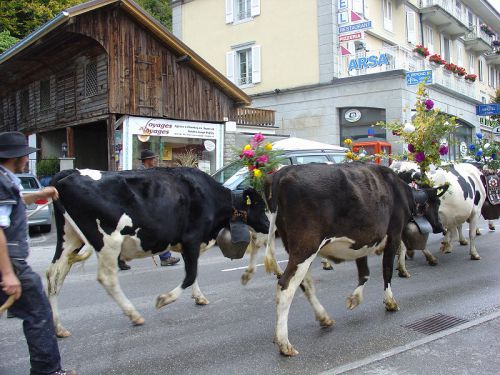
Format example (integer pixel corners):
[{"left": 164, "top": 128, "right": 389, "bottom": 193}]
[
  {"left": 348, "top": 54, "right": 389, "bottom": 71},
  {"left": 406, "top": 70, "right": 433, "bottom": 86},
  {"left": 339, "top": 21, "right": 372, "bottom": 34},
  {"left": 476, "top": 103, "right": 500, "bottom": 116},
  {"left": 339, "top": 32, "right": 363, "bottom": 42}
]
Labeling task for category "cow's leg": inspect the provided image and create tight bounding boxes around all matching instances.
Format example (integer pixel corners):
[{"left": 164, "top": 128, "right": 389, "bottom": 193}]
[
  {"left": 95, "top": 230, "right": 144, "bottom": 326},
  {"left": 156, "top": 244, "right": 200, "bottom": 308},
  {"left": 440, "top": 227, "right": 454, "bottom": 254},
  {"left": 274, "top": 252, "right": 317, "bottom": 357},
  {"left": 468, "top": 214, "right": 481, "bottom": 260},
  {"left": 382, "top": 238, "right": 399, "bottom": 311},
  {"left": 346, "top": 256, "right": 370, "bottom": 309},
  {"left": 458, "top": 224, "right": 469, "bottom": 245},
  {"left": 422, "top": 248, "right": 438, "bottom": 265},
  {"left": 488, "top": 221, "right": 495, "bottom": 231},
  {"left": 300, "top": 270, "right": 334, "bottom": 327},
  {"left": 191, "top": 279, "right": 209, "bottom": 305},
  {"left": 321, "top": 258, "right": 333, "bottom": 270},
  {"left": 241, "top": 239, "right": 259, "bottom": 286},
  {"left": 397, "top": 242, "right": 411, "bottom": 278},
  {"left": 263, "top": 212, "right": 283, "bottom": 277},
  {"left": 46, "top": 223, "right": 92, "bottom": 338}
]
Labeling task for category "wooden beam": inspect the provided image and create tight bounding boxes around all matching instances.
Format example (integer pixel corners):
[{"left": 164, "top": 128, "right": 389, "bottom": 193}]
[
  {"left": 107, "top": 114, "right": 116, "bottom": 171},
  {"left": 66, "top": 127, "right": 74, "bottom": 158}
]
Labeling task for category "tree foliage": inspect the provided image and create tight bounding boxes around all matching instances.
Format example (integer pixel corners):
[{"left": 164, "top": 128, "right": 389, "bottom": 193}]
[
  {"left": 491, "top": 89, "right": 500, "bottom": 121},
  {"left": 0, "top": 0, "right": 172, "bottom": 41},
  {"left": 0, "top": 30, "right": 19, "bottom": 53}
]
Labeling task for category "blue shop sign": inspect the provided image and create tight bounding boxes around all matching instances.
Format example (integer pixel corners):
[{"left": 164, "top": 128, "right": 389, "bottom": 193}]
[
  {"left": 348, "top": 54, "right": 389, "bottom": 71},
  {"left": 476, "top": 103, "right": 500, "bottom": 116},
  {"left": 406, "top": 70, "right": 433, "bottom": 86}
]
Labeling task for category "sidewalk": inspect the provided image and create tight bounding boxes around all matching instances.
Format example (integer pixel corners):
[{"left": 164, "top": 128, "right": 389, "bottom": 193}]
[{"left": 321, "top": 309, "right": 500, "bottom": 375}]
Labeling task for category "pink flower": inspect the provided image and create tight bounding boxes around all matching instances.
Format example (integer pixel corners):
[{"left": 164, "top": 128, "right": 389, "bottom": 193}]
[
  {"left": 242, "top": 149, "right": 255, "bottom": 158},
  {"left": 439, "top": 145, "right": 448, "bottom": 155},
  {"left": 252, "top": 133, "right": 265, "bottom": 144},
  {"left": 424, "top": 99, "right": 434, "bottom": 110},
  {"left": 414, "top": 151, "right": 426, "bottom": 163},
  {"left": 408, "top": 144, "right": 415, "bottom": 153},
  {"left": 256, "top": 155, "right": 269, "bottom": 165},
  {"left": 248, "top": 165, "right": 256, "bottom": 171}
]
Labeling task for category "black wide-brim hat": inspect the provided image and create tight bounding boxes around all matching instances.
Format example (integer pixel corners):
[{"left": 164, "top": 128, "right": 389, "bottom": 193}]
[
  {"left": 0, "top": 131, "right": 38, "bottom": 158},
  {"left": 138, "top": 149, "right": 156, "bottom": 160}
]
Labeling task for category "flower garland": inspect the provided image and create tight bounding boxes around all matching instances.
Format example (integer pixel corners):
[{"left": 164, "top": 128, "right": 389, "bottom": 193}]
[
  {"left": 413, "top": 45, "right": 429, "bottom": 57},
  {"left": 429, "top": 54, "right": 446, "bottom": 65},
  {"left": 237, "top": 133, "right": 283, "bottom": 193},
  {"left": 377, "top": 83, "right": 458, "bottom": 184},
  {"left": 467, "top": 132, "right": 500, "bottom": 171}
]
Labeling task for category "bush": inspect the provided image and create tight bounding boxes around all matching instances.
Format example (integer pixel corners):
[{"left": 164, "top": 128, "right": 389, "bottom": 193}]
[{"left": 36, "top": 157, "right": 59, "bottom": 177}]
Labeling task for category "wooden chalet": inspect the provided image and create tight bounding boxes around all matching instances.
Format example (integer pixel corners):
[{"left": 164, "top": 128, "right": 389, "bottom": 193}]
[{"left": 0, "top": 0, "right": 274, "bottom": 172}]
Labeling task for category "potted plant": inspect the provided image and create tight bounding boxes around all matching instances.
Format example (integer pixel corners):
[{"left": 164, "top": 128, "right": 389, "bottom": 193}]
[
  {"left": 455, "top": 66, "right": 466, "bottom": 78},
  {"left": 443, "top": 62, "right": 457, "bottom": 75},
  {"left": 413, "top": 45, "right": 429, "bottom": 59},
  {"left": 464, "top": 74, "right": 477, "bottom": 83},
  {"left": 429, "top": 54, "right": 445, "bottom": 67},
  {"left": 36, "top": 156, "right": 60, "bottom": 186},
  {"left": 480, "top": 24, "right": 495, "bottom": 37}
]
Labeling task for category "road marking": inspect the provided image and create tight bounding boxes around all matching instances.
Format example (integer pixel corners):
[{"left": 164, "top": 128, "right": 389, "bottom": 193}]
[
  {"left": 221, "top": 259, "right": 288, "bottom": 272},
  {"left": 319, "top": 309, "right": 500, "bottom": 375}
]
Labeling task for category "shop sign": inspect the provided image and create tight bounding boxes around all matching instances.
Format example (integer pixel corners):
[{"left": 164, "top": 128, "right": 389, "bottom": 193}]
[
  {"left": 130, "top": 117, "right": 217, "bottom": 139},
  {"left": 476, "top": 103, "right": 500, "bottom": 116},
  {"left": 204, "top": 140, "right": 216, "bottom": 152},
  {"left": 339, "top": 20, "right": 372, "bottom": 34},
  {"left": 348, "top": 53, "right": 389, "bottom": 71},
  {"left": 339, "top": 32, "right": 363, "bottom": 42},
  {"left": 345, "top": 109, "right": 362, "bottom": 122},
  {"left": 480, "top": 117, "right": 498, "bottom": 127}
]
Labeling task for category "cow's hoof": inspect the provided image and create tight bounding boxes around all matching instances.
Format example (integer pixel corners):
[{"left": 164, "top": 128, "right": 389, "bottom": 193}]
[
  {"left": 241, "top": 272, "right": 253, "bottom": 286},
  {"left": 132, "top": 316, "right": 145, "bottom": 326},
  {"left": 398, "top": 269, "right": 411, "bottom": 278},
  {"left": 489, "top": 224, "right": 495, "bottom": 231},
  {"left": 384, "top": 299, "right": 400, "bottom": 311},
  {"left": 322, "top": 263, "right": 334, "bottom": 271},
  {"left": 56, "top": 327, "right": 71, "bottom": 338},
  {"left": 155, "top": 293, "right": 175, "bottom": 309},
  {"left": 470, "top": 254, "right": 481, "bottom": 260},
  {"left": 459, "top": 240, "right": 469, "bottom": 246},
  {"left": 276, "top": 272, "right": 283, "bottom": 280},
  {"left": 278, "top": 343, "right": 299, "bottom": 357},
  {"left": 346, "top": 294, "right": 361, "bottom": 310},
  {"left": 427, "top": 258, "right": 438, "bottom": 266},
  {"left": 440, "top": 243, "right": 452, "bottom": 254},
  {"left": 193, "top": 296, "right": 209, "bottom": 305},
  {"left": 318, "top": 316, "right": 335, "bottom": 327}
]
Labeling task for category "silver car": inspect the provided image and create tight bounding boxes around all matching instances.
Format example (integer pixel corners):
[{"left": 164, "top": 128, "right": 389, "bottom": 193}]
[{"left": 16, "top": 173, "right": 53, "bottom": 233}]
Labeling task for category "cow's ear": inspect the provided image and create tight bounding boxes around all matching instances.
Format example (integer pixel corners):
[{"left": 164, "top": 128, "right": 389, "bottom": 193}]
[{"left": 435, "top": 184, "right": 449, "bottom": 197}]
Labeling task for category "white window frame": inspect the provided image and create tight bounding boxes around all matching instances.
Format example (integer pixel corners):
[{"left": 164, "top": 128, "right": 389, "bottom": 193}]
[
  {"left": 383, "top": 0, "right": 393, "bottom": 32},
  {"left": 456, "top": 40, "right": 463, "bottom": 68},
  {"left": 424, "top": 25, "right": 433, "bottom": 53},
  {"left": 441, "top": 35, "right": 451, "bottom": 62},
  {"left": 489, "top": 66, "right": 495, "bottom": 87},
  {"left": 226, "top": 0, "right": 260, "bottom": 24},
  {"left": 352, "top": 0, "right": 368, "bottom": 18},
  {"left": 406, "top": 8, "right": 417, "bottom": 45},
  {"left": 468, "top": 54, "right": 475, "bottom": 74},
  {"left": 478, "top": 57, "right": 484, "bottom": 82},
  {"left": 226, "top": 45, "right": 261, "bottom": 87}
]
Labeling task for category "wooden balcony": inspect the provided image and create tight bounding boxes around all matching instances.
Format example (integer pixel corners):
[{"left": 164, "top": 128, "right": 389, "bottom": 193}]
[{"left": 234, "top": 107, "right": 276, "bottom": 127}]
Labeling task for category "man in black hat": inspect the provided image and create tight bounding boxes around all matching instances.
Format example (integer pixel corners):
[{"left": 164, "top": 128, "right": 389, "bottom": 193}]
[{"left": 0, "top": 131, "right": 76, "bottom": 375}]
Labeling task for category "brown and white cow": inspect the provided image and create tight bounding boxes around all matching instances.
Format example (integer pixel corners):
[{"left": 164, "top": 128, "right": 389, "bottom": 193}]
[
  {"left": 47, "top": 167, "right": 269, "bottom": 337},
  {"left": 261, "top": 162, "right": 447, "bottom": 356}
]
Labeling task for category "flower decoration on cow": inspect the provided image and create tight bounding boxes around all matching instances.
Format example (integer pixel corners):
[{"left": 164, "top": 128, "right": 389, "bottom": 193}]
[
  {"left": 377, "top": 83, "right": 458, "bottom": 185},
  {"left": 467, "top": 132, "right": 500, "bottom": 171},
  {"left": 238, "top": 133, "right": 283, "bottom": 194}
]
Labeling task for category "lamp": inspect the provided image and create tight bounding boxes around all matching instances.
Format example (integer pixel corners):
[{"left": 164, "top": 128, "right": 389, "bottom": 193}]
[{"left": 61, "top": 142, "right": 67, "bottom": 157}]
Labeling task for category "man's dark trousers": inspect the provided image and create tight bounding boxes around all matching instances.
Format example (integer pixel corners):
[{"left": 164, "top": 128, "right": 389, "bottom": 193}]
[{"left": 0, "top": 259, "right": 61, "bottom": 375}]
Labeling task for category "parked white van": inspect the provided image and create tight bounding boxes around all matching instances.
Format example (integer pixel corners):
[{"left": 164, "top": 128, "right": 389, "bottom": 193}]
[{"left": 212, "top": 137, "right": 347, "bottom": 191}]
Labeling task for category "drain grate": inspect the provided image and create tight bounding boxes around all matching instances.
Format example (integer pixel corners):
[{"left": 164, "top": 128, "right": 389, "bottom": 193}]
[{"left": 403, "top": 313, "right": 469, "bottom": 335}]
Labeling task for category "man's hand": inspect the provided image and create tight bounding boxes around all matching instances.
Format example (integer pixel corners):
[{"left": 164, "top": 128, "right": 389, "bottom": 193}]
[
  {"left": 39, "top": 186, "right": 59, "bottom": 201},
  {"left": 0, "top": 272, "right": 21, "bottom": 300}
]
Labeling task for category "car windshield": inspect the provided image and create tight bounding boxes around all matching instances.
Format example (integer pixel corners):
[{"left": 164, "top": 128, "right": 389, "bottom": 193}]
[{"left": 19, "top": 177, "right": 40, "bottom": 190}]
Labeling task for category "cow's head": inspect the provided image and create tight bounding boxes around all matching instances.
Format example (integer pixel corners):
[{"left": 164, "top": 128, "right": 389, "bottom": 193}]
[
  {"left": 240, "top": 188, "right": 270, "bottom": 234},
  {"left": 412, "top": 184, "right": 449, "bottom": 234}
]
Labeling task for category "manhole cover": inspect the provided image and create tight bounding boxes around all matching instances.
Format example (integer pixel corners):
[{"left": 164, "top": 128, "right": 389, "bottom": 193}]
[{"left": 403, "top": 313, "right": 469, "bottom": 335}]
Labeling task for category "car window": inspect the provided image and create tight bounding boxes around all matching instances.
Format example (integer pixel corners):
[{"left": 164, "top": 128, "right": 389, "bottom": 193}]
[
  {"left": 327, "top": 153, "right": 346, "bottom": 163},
  {"left": 19, "top": 177, "right": 40, "bottom": 189},
  {"left": 295, "top": 155, "right": 330, "bottom": 164},
  {"left": 212, "top": 161, "right": 242, "bottom": 184}
]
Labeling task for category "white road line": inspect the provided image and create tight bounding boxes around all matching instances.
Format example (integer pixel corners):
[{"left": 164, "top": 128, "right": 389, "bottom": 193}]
[
  {"left": 319, "top": 309, "right": 500, "bottom": 375},
  {"left": 221, "top": 259, "right": 288, "bottom": 272}
]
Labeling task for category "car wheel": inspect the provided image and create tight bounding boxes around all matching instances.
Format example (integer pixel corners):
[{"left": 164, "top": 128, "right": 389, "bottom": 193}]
[{"left": 40, "top": 224, "right": 52, "bottom": 233}]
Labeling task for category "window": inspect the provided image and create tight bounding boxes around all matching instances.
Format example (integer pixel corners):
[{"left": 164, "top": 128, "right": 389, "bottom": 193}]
[
  {"left": 478, "top": 58, "right": 484, "bottom": 82},
  {"left": 424, "top": 25, "right": 433, "bottom": 53},
  {"left": 467, "top": 9, "right": 474, "bottom": 29},
  {"left": 442, "top": 36, "right": 451, "bottom": 62},
  {"left": 489, "top": 66, "right": 495, "bottom": 87},
  {"left": 225, "top": 0, "right": 260, "bottom": 24},
  {"left": 456, "top": 41, "right": 463, "bottom": 68},
  {"left": 226, "top": 45, "right": 261, "bottom": 86},
  {"left": 85, "top": 61, "right": 98, "bottom": 97},
  {"left": 468, "top": 54, "right": 474, "bottom": 74},
  {"left": 20, "top": 90, "right": 29, "bottom": 120},
  {"left": 40, "top": 80, "right": 50, "bottom": 110},
  {"left": 406, "top": 9, "right": 417, "bottom": 44},
  {"left": 352, "top": 0, "right": 369, "bottom": 19},
  {"left": 383, "top": 0, "right": 393, "bottom": 32}
]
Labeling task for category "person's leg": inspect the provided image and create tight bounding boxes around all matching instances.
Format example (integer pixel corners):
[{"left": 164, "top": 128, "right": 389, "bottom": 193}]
[
  {"left": 159, "top": 251, "right": 180, "bottom": 266},
  {"left": 8, "top": 260, "right": 62, "bottom": 375}
]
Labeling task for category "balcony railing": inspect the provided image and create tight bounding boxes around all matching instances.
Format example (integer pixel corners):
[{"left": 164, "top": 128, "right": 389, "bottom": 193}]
[
  {"left": 463, "top": 29, "right": 494, "bottom": 51},
  {"left": 338, "top": 46, "right": 480, "bottom": 101},
  {"left": 420, "top": 0, "right": 468, "bottom": 26},
  {"left": 234, "top": 107, "right": 276, "bottom": 127}
]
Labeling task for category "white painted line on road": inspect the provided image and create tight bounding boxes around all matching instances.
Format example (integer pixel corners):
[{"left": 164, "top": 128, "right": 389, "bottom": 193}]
[
  {"left": 320, "top": 309, "right": 500, "bottom": 375},
  {"left": 221, "top": 259, "right": 288, "bottom": 272}
]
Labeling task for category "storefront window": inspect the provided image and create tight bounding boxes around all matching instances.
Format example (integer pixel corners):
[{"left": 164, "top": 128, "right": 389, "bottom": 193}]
[{"left": 339, "top": 107, "right": 387, "bottom": 142}]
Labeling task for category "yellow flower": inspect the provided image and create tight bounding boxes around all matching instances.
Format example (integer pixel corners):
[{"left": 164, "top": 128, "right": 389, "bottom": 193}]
[
  {"left": 243, "top": 144, "right": 252, "bottom": 151},
  {"left": 253, "top": 169, "right": 262, "bottom": 177},
  {"left": 264, "top": 143, "right": 273, "bottom": 151},
  {"left": 346, "top": 151, "right": 354, "bottom": 159},
  {"left": 353, "top": 155, "right": 359, "bottom": 161},
  {"left": 344, "top": 138, "right": 353, "bottom": 145}
]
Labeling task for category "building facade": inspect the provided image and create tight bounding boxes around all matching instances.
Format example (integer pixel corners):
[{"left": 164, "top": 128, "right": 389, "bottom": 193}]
[{"left": 173, "top": 0, "right": 500, "bottom": 156}]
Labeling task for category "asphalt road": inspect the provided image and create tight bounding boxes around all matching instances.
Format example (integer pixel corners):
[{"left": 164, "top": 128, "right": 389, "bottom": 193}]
[{"left": 1, "top": 220, "right": 499, "bottom": 375}]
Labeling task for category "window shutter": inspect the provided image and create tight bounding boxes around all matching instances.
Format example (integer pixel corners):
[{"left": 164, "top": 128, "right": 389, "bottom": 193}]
[
  {"left": 456, "top": 41, "right": 463, "bottom": 67},
  {"left": 406, "top": 10, "right": 416, "bottom": 44},
  {"left": 251, "top": 45, "right": 261, "bottom": 84},
  {"left": 225, "top": 0, "right": 233, "bottom": 24},
  {"left": 251, "top": 0, "right": 260, "bottom": 17},
  {"left": 226, "top": 51, "right": 235, "bottom": 83},
  {"left": 352, "top": 0, "right": 363, "bottom": 14},
  {"left": 364, "top": 0, "right": 369, "bottom": 18}
]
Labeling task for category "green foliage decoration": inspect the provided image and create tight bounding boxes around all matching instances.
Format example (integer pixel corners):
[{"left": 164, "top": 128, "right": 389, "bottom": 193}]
[{"left": 36, "top": 156, "right": 60, "bottom": 177}]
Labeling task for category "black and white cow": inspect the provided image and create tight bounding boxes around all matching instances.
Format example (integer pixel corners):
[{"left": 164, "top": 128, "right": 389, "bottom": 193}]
[
  {"left": 262, "top": 162, "right": 447, "bottom": 356},
  {"left": 47, "top": 167, "right": 269, "bottom": 337},
  {"left": 391, "top": 161, "right": 486, "bottom": 277}
]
